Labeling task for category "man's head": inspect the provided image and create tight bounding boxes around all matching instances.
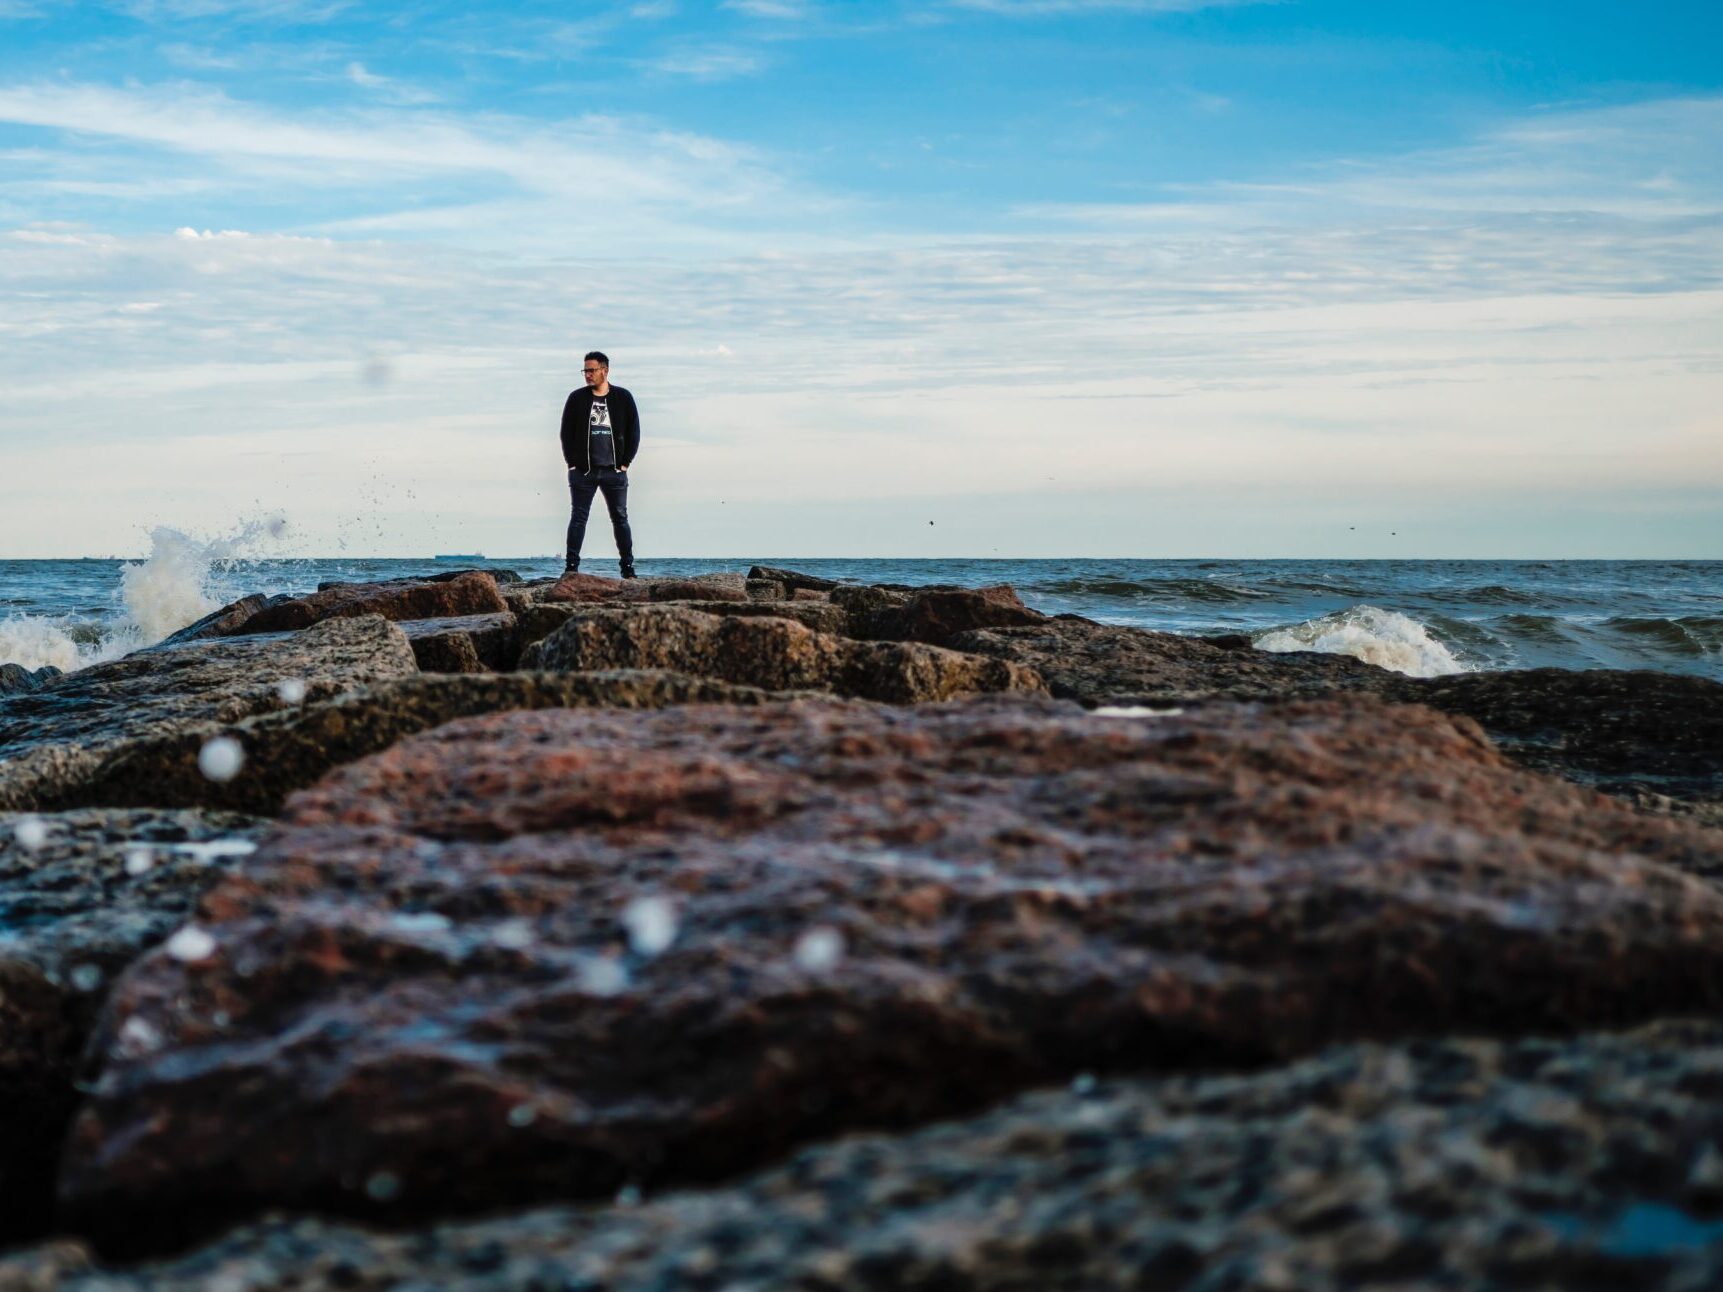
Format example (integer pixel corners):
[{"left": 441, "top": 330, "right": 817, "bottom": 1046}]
[{"left": 583, "top": 352, "right": 609, "bottom": 390}]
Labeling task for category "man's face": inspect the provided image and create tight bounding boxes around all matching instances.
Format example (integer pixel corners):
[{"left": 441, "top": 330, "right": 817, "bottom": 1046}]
[{"left": 583, "top": 360, "right": 607, "bottom": 388}]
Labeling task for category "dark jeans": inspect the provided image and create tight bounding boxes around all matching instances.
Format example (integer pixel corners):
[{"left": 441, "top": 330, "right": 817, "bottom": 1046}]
[{"left": 566, "top": 466, "right": 634, "bottom": 570}]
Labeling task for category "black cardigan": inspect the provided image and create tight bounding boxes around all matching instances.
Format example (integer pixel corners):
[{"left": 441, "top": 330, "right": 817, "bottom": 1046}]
[{"left": 560, "top": 385, "right": 640, "bottom": 472}]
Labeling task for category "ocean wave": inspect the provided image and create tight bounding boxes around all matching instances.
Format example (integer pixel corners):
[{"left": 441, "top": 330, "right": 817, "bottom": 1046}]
[
  {"left": 1254, "top": 605, "right": 1468, "bottom": 678},
  {"left": 1032, "top": 576, "right": 1271, "bottom": 604},
  {"left": 0, "top": 518, "right": 288, "bottom": 673},
  {"left": 1489, "top": 613, "right": 1579, "bottom": 646},
  {"left": 1600, "top": 615, "right": 1723, "bottom": 657}
]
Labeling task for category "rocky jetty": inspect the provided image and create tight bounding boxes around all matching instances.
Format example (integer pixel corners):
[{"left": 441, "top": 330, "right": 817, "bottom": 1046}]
[{"left": 0, "top": 565, "right": 1719, "bottom": 1287}]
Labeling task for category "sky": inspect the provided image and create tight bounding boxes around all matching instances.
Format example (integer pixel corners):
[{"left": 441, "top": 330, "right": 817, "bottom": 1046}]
[{"left": 0, "top": 0, "right": 1719, "bottom": 559}]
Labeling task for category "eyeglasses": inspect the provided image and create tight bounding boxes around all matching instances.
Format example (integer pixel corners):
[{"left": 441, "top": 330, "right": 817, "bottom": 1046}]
[{"left": 582, "top": 367, "right": 604, "bottom": 374}]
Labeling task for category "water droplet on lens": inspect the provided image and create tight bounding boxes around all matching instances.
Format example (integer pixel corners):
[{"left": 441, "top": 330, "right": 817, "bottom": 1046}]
[
  {"left": 365, "top": 1171, "right": 402, "bottom": 1202},
  {"left": 508, "top": 1104, "right": 538, "bottom": 1128},
  {"left": 198, "top": 736, "right": 245, "bottom": 783},
  {"left": 622, "top": 895, "right": 678, "bottom": 957},
  {"left": 276, "top": 677, "right": 308, "bottom": 704},
  {"left": 70, "top": 963, "right": 103, "bottom": 992},
  {"left": 13, "top": 816, "right": 48, "bottom": 851},
  {"left": 794, "top": 926, "right": 845, "bottom": 972},
  {"left": 165, "top": 925, "right": 218, "bottom": 963},
  {"left": 124, "top": 847, "right": 155, "bottom": 876}
]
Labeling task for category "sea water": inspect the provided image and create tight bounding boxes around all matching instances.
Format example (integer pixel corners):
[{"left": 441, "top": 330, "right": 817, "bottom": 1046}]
[{"left": 0, "top": 537, "right": 1718, "bottom": 682}]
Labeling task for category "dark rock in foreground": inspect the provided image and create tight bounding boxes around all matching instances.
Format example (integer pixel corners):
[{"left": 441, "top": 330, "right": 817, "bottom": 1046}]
[
  {"left": 236, "top": 572, "right": 507, "bottom": 636},
  {"left": 22, "top": 1019, "right": 1723, "bottom": 1289},
  {"left": 398, "top": 612, "right": 520, "bottom": 674},
  {"left": 0, "top": 617, "right": 420, "bottom": 813},
  {"left": 952, "top": 617, "right": 1392, "bottom": 704},
  {"left": 1389, "top": 667, "right": 1723, "bottom": 813},
  {"left": 521, "top": 605, "right": 1045, "bottom": 703},
  {"left": 0, "top": 809, "right": 266, "bottom": 1244},
  {"left": 14, "top": 671, "right": 805, "bottom": 817},
  {"left": 54, "top": 695, "right": 1723, "bottom": 1253}
]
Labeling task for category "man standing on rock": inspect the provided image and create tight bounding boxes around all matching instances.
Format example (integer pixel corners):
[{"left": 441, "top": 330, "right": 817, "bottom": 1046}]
[{"left": 560, "top": 350, "right": 639, "bottom": 579}]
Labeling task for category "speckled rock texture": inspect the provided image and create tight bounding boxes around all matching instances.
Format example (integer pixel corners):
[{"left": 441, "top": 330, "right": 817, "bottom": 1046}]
[
  {"left": 0, "top": 664, "right": 60, "bottom": 696},
  {"left": 951, "top": 617, "right": 1392, "bottom": 705},
  {"left": 518, "top": 600, "right": 851, "bottom": 655},
  {"left": 398, "top": 613, "right": 520, "bottom": 674},
  {"left": 51, "top": 695, "right": 1723, "bottom": 1253},
  {"left": 519, "top": 606, "right": 1045, "bottom": 703},
  {"left": 1388, "top": 667, "right": 1723, "bottom": 811},
  {"left": 0, "top": 809, "right": 265, "bottom": 1243},
  {"left": 852, "top": 585, "right": 1047, "bottom": 647},
  {"left": 18, "top": 671, "right": 802, "bottom": 817},
  {"left": 236, "top": 573, "right": 507, "bottom": 636},
  {"left": 0, "top": 617, "right": 419, "bottom": 812},
  {"left": 153, "top": 594, "right": 288, "bottom": 648},
  {"left": 747, "top": 564, "right": 842, "bottom": 593},
  {"left": 24, "top": 1020, "right": 1723, "bottom": 1290}
]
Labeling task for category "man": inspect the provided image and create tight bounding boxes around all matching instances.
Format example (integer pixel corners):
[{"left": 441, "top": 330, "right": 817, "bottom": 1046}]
[{"left": 559, "top": 350, "right": 640, "bottom": 578}]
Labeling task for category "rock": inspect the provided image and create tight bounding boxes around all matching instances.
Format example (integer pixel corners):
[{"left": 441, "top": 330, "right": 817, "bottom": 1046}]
[
  {"left": 518, "top": 601, "right": 851, "bottom": 656},
  {"left": 519, "top": 606, "right": 1044, "bottom": 703},
  {"left": 0, "top": 664, "right": 53, "bottom": 696},
  {"left": 0, "top": 617, "right": 420, "bottom": 813},
  {"left": 854, "top": 584, "right": 1046, "bottom": 647},
  {"left": 22, "top": 1019, "right": 1723, "bottom": 1289},
  {"left": 153, "top": 594, "right": 291, "bottom": 648},
  {"left": 789, "top": 587, "right": 829, "bottom": 602},
  {"left": 55, "top": 695, "right": 1723, "bottom": 1252},
  {"left": 645, "top": 576, "right": 748, "bottom": 603},
  {"left": 399, "top": 614, "right": 520, "bottom": 674},
  {"left": 0, "top": 809, "right": 265, "bottom": 1244},
  {"left": 952, "top": 616, "right": 1392, "bottom": 704},
  {"left": 317, "top": 569, "right": 521, "bottom": 591},
  {"left": 745, "top": 578, "right": 785, "bottom": 601},
  {"left": 1387, "top": 667, "right": 1723, "bottom": 810},
  {"left": 23, "top": 671, "right": 803, "bottom": 817},
  {"left": 236, "top": 573, "right": 507, "bottom": 636},
  {"left": 539, "top": 573, "right": 646, "bottom": 605},
  {"left": 746, "top": 565, "right": 842, "bottom": 593}
]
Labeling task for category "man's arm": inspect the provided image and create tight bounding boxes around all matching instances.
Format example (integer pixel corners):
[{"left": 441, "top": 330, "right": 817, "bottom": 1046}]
[
  {"left": 558, "top": 391, "right": 582, "bottom": 468},
  {"left": 622, "top": 389, "right": 640, "bottom": 469}
]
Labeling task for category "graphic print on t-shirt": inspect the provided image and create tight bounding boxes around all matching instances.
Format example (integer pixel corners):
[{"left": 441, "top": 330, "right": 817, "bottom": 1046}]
[{"left": 588, "top": 397, "right": 616, "bottom": 467}]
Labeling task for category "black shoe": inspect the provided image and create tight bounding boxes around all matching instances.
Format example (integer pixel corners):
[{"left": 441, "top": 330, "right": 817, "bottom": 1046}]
[
  {"left": 561, "top": 563, "right": 579, "bottom": 578},
  {"left": 620, "top": 566, "right": 637, "bottom": 580}
]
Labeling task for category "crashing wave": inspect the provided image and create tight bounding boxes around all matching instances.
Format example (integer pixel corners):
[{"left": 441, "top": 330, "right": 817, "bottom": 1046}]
[
  {"left": 0, "top": 517, "right": 287, "bottom": 673},
  {"left": 1254, "top": 604, "right": 1468, "bottom": 678}
]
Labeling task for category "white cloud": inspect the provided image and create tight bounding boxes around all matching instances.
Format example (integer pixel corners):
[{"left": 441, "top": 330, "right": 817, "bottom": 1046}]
[
  {"left": 650, "top": 45, "right": 766, "bottom": 80},
  {"left": 0, "top": 94, "right": 1718, "bottom": 556}
]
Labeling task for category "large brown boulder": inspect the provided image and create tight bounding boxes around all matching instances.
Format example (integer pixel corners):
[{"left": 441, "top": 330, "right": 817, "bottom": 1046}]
[
  {"left": 236, "top": 573, "right": 507, "bottom": 635},
  {"left": 20, "top": 1018, "right": 1723, "bottom": 1289},
  {"left": 1386, "top": 666, "right": 1723, "bottom": 813},
  {"left": 519, "top": 605, "right": 1044, "bottom": 703},
  {"left": 0, "top": 617, "right": 420, "bottom": 812},
  {"left": 853, "top": 584, "right": 1046, "bottom": 646},
  {"left": 951, "top": 616, "right": 1391, "bottom": 704},
  {"left": 22, "top": 671, "right": 801, "bottom": 817},
  {"left": 399, "top": 613, "right": 520, "bottom": 674},
  {"left": 518, "top": 599, "right": 850, "bottom": 656},
  {"left": 0, "top": 808, "right": 265, "bottom": 1244},
  {"left": 55, "top": 696, "right": 1723, "bottom": 1252}
]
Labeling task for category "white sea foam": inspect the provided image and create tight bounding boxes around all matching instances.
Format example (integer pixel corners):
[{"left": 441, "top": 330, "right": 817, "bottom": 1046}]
[
  {"left": 1254, "top": 604, "right": 1467, "bottom": 678},
  {"left": 0, "top": 516, "right": 289, "bottom": 673}
]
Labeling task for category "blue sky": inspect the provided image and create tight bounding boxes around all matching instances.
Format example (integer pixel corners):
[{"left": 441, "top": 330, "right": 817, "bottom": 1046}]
[{"left": 0, "top": 0, "right": 1719, "bottom": 557}]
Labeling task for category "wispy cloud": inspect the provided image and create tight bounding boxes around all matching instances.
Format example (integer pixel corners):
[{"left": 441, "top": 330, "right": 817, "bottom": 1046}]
[{"left": 650, "top": 45, "right": 766, "bottom": 80}]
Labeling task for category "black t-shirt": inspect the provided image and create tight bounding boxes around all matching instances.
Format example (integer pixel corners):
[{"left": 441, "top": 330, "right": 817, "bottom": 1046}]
[{"left": 588, "top": 394, "right": 617, "bottom": 467}]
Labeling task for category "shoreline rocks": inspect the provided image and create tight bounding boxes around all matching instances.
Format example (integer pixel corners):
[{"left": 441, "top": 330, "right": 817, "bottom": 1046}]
[{"left": 50, "top": 695, "right": 1723, "bottom": 1254}]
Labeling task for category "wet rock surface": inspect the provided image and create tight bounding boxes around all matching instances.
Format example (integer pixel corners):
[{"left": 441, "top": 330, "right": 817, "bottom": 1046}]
[
  {"left": 20, "top": 671, "right": 803, "bottom": 817},
  {"left": 1388, "top": 667, "right": 1723, "bottom": 809},
  {"left": 52, "top": 695, "right": 1723, "bottom": 1253},
  {"left": 521, "top": 605, "right": 1045, "bottom": 703},
  {"left": 854, "top": 584, "right": 1047, "bottom": 647},
  {"left": 0, "top": 617, "right": 420, "bottom": 812},
  {"left": 236, "top": 572, "right": 507, "bottom": 636},
  {"left": 398, "top": 613, "right": 520, "bottom": 674},
  {"left": 19, "top": 1018, "right": 1723, "bottom": 1290},
  {"left": 153, "top": 594, "right": 291, "bottom": 647},
  {"left": 951, "top": 617, "right": 1392, "bottom": 704},
  {"left": 0, "top": 809, "right": 266, "bottom": 1243}
]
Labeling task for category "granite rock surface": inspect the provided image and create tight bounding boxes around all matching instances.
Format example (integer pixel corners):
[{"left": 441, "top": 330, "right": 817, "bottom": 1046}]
[
  {"left": 52, "top": 695, "right": 1723, "bottom": 1252},
  {"left": 236, "top": 573, "right": 507, "bottom": 636}
]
